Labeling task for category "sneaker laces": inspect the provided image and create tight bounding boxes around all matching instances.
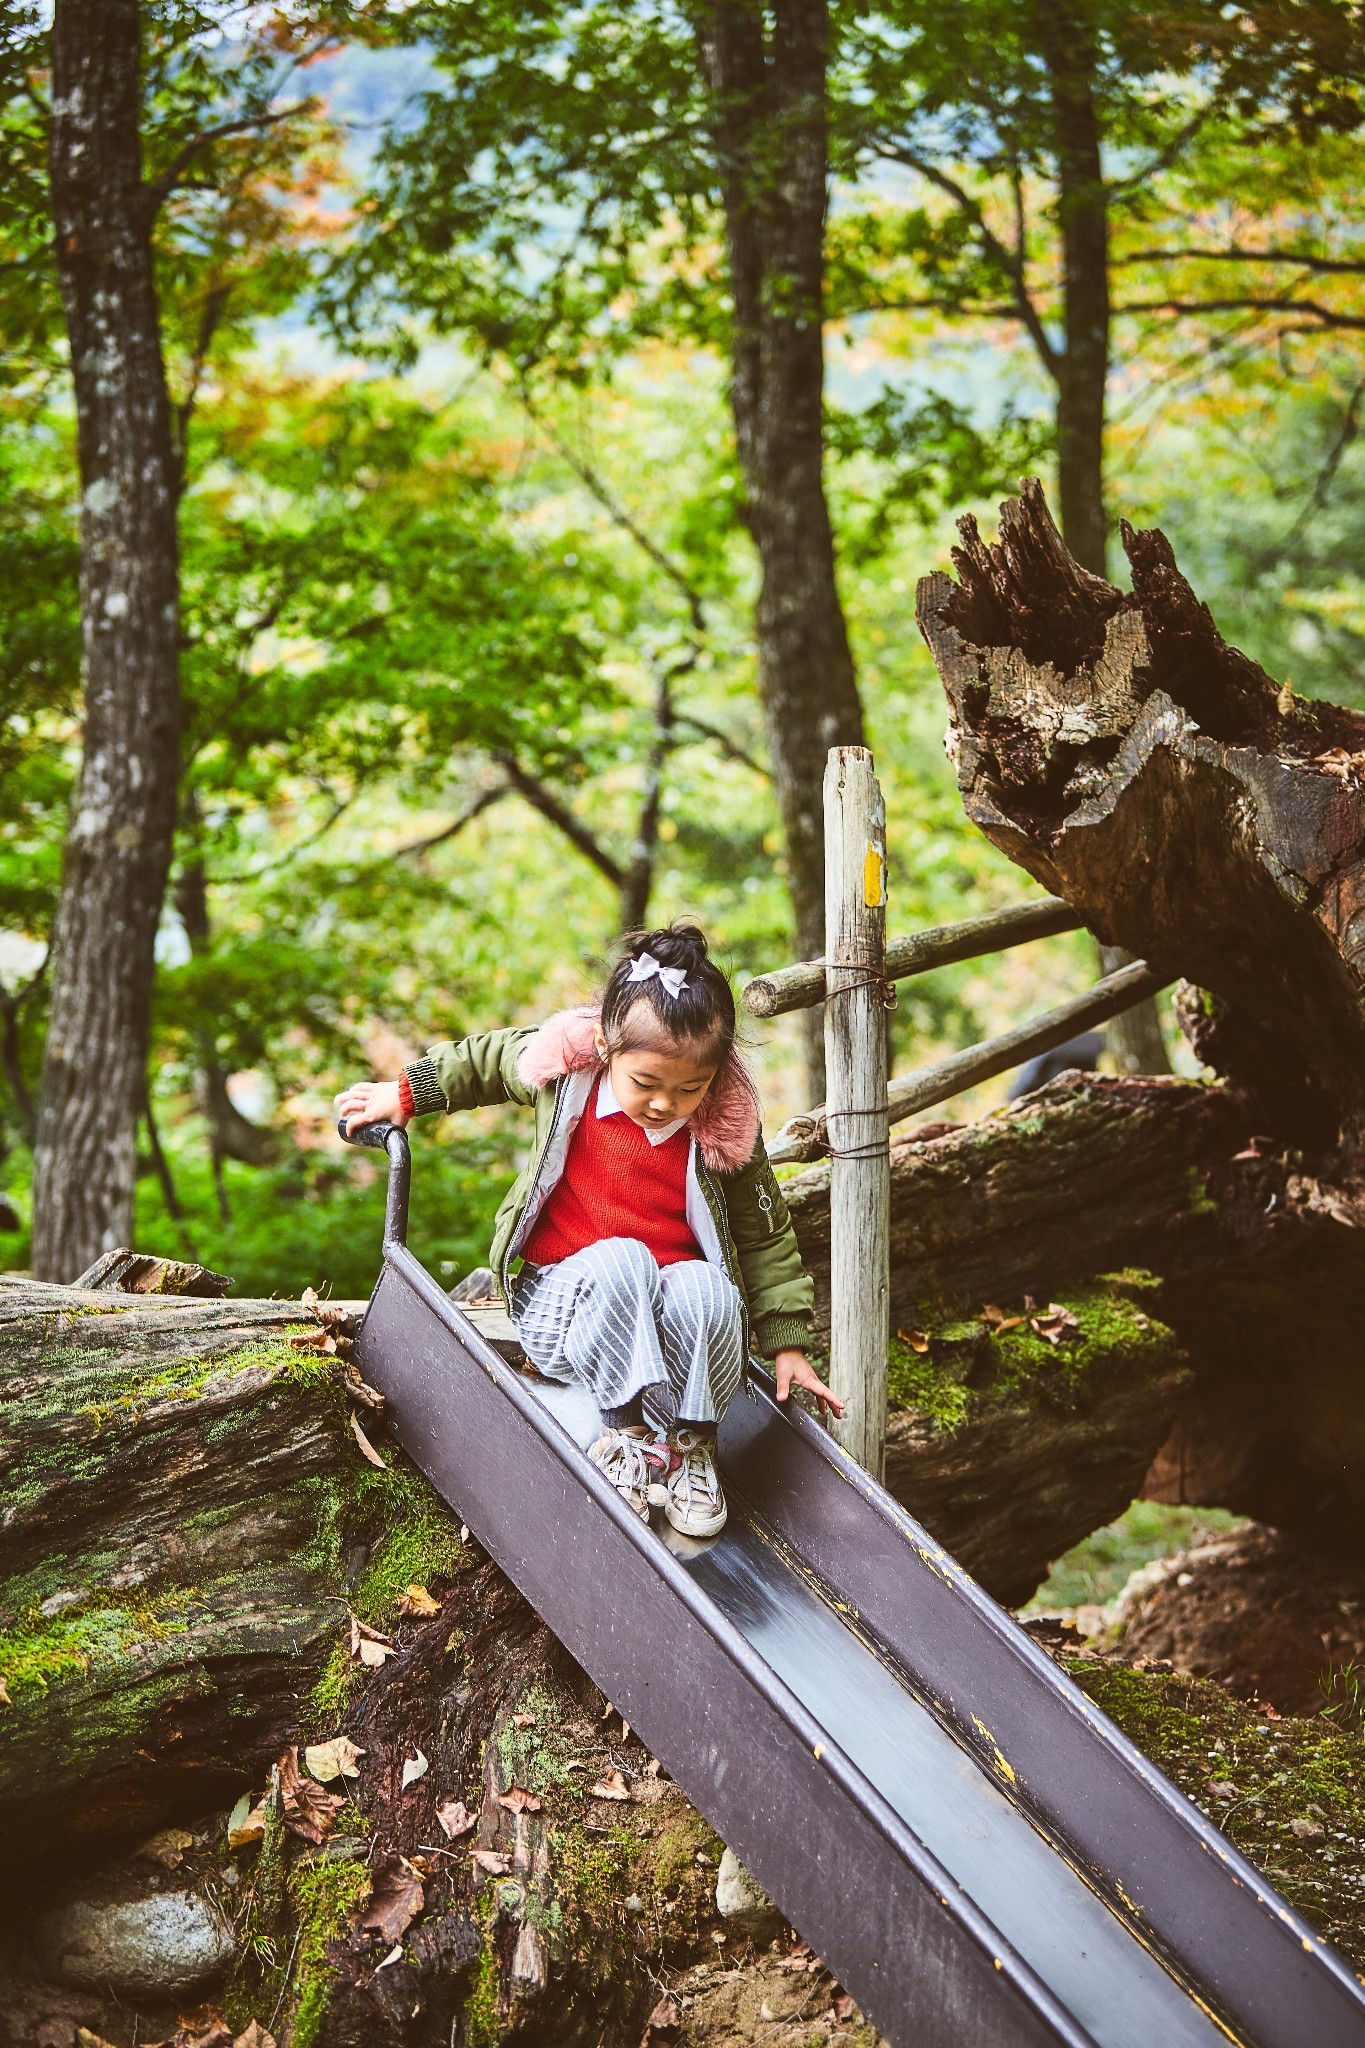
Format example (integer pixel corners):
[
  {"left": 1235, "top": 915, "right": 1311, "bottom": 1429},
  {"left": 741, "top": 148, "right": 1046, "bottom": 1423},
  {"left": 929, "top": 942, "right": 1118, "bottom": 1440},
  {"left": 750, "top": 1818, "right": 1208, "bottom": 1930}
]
[
  {"left": 594, "top": 1430, "right": 661, "bottom": 1497},
  {"left": 669, "top": 1430, "right": 720, "bottom": 1512}
]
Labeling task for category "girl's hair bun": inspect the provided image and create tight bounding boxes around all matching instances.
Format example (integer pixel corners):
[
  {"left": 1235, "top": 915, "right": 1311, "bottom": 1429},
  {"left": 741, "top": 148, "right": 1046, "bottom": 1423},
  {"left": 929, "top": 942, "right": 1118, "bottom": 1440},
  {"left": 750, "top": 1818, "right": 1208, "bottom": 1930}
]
[{"left": 600, "top": 921, "right": 735, "bottom": 1062}]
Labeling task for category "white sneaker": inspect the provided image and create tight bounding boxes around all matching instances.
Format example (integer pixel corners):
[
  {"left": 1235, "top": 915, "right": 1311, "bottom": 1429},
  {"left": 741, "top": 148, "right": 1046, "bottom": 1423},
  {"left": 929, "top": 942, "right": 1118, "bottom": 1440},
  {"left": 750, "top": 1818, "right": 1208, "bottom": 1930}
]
[
  {"left": 588, "top": 1425, "right": 657, "bottom": 1521},
  {"left": 664, "top": 1428, "right": 727, "bottom": 1538}
]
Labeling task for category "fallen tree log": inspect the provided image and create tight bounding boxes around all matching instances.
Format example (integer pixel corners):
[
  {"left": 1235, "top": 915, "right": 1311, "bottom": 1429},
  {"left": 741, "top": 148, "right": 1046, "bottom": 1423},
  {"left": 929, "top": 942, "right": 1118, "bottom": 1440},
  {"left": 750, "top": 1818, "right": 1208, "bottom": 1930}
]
[{"left": 915, "top": 477, "right": 1365, "bottom": 1147}]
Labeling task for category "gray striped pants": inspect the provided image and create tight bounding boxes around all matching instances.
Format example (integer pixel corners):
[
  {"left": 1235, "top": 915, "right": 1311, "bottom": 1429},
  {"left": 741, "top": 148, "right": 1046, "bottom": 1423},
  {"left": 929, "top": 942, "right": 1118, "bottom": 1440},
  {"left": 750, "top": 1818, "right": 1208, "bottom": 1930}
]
[{"left": 508, "top": 1236, "right": 745, "bottom": 1425}]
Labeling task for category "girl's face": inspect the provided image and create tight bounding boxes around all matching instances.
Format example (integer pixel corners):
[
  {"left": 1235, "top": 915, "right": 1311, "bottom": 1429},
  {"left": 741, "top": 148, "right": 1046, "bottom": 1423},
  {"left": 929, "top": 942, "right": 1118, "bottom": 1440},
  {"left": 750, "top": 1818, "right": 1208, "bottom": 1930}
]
[{"left": 594, "top": 1014, "right": 718, "bottom": 1130}]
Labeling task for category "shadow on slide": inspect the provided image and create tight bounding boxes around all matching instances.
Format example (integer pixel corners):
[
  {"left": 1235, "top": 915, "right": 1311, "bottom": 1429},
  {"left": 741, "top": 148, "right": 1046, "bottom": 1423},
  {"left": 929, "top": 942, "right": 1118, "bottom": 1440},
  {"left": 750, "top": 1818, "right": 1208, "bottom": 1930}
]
[{"left": 344, "top": 1120, "right": 1365, "bottom": 2048}]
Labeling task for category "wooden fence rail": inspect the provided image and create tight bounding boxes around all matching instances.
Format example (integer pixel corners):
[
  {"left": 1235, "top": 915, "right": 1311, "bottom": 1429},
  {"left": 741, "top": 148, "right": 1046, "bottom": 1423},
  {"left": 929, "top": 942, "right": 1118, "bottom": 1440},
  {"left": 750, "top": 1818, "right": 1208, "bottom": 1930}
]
[{"left": 746, "top": 746, "right": 1170, "bottom": 1478}]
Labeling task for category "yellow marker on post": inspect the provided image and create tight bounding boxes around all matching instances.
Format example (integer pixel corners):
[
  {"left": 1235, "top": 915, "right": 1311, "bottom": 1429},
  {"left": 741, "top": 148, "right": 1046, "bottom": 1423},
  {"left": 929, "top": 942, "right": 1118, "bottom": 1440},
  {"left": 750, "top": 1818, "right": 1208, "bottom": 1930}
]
[{"left": 863, "top": 840, "right": 886, "bottom": 908}]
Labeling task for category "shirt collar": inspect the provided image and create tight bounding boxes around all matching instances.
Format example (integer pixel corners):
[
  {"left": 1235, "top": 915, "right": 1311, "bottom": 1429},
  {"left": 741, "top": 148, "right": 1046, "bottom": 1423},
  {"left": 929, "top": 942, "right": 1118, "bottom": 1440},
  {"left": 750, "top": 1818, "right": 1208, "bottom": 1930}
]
[{"left": 596, "top": 1070, "right": 688, "bottom": 1146}]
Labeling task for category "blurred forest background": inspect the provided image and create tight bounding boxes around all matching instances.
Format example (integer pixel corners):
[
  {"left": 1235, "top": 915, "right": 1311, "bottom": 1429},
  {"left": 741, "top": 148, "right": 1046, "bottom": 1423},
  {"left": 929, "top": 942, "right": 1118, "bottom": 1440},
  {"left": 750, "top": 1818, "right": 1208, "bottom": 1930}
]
[{"left": 4, "top": 0, "right": 1365, "bottom": 1297}]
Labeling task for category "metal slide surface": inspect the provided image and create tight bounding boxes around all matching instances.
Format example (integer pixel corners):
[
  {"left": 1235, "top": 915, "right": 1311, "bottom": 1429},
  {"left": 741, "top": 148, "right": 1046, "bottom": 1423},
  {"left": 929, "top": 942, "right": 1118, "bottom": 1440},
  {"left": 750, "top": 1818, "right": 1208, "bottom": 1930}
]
[{"left": 349, "top": 1127, "right": 1365, "bottom": 2048}]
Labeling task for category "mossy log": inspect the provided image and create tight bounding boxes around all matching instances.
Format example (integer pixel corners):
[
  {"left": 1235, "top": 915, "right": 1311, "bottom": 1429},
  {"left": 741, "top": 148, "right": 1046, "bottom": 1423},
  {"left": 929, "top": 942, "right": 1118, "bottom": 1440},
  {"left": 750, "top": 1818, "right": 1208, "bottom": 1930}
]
[
  {"left": 0, "top": 1277, "right": 377, "bottom": 1869},
  {"left": 915, "top": 478, "right": 1365, "bottom": 1145}
]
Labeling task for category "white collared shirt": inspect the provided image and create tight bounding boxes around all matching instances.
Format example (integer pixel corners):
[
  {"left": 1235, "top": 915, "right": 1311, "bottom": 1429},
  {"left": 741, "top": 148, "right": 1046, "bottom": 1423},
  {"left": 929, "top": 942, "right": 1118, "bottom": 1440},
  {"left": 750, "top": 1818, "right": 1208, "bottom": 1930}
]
[{"left": 596, "top": 1070, "right": 689, "bottom": 1146}]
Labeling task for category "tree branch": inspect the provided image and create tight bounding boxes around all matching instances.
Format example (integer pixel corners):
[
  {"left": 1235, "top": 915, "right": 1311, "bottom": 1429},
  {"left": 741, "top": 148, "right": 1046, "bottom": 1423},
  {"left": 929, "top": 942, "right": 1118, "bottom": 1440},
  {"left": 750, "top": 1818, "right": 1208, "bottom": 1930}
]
[
  {"left": 1107, "top": 107, "right": 1210, "bottom": 197},
  {"left": 1117, "top": 293, "right": 1365, "bottom": 331},
  {"left": 144, "top": 101, "right": 314, "bottom": 213},
  {"left": 492, "top": 751, "right": 626, "bottom": 889},
  {"left": 671, "top": 711, "right": 767, "bottom": 777},
  {"left": 518, "top": 386, "right": 708, "bottom": 639},
  {"left": 1117, "top": 244, "right": 1365, "bottom": 277},
  {"left": 871, "top": 144, "right": 1060, "bottom": 377}
]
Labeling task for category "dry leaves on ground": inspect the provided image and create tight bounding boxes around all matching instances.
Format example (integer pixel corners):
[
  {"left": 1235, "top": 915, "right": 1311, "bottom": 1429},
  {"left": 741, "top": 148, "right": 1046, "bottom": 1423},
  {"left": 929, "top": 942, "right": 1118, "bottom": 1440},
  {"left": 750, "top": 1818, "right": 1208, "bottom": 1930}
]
[
  {"left": 278, "top": 1747, "right": 347, "bottom": 1844},
  {"left": 228, "top": 1793, "right": 269, "bottom": 1850},
  {"left": 397, "top": 1582, "right": 439, "bottom": 1618},
  {"left": 639, "top": 1993, "right": 681, "bottom": 2045},
  {"left": 435, "top": 1796, "right": 476, "bottom": 1839},
  {"left": 356, "top": 1854, "right": 425, "bottom": 1944},
  {"left": 349, "top": 1611, "right": 397, "bottom": 1667},
  {"left": 471, "top": 1847, "right": 511, "bottom": 1875},
  {"left": 981, "top": 1303, "right": 1025, "bottom": 1334},
  {"left": 511, "top": 1710, "right": 535, "bottom": 1728},
  {"left": 591, "top": 1766, "right": 632, "bottom": 1801},
  {"left": 401, "top": 1747, "right": 429, "bottom": 1789},
  {"left": 896, "top": 1326, "right": 930, "bottom": 1353},
  {"left": 497, "top": 1785, "right": 541, "bottom": 1814},
  {"left": 305, "top": 1735, "right": 365, "bottom": 1783},
  {"left": 136, "top": 1826, "right": 194, "bottom": 1869}
]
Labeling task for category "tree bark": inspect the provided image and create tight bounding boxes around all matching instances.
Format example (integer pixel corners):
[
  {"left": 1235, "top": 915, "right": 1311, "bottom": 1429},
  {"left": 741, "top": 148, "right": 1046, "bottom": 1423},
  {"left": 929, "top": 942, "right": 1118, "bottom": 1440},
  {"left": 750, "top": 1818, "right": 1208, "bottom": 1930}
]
[
  {"left": 694, "top": 0, "right": 865, "bottom": 1096},
  {"left": 917, "top": 479, "right": 1365, "bottom": 1140},
  {"left": 31, "top": 0, "right": 182, "bottom": 1281}
]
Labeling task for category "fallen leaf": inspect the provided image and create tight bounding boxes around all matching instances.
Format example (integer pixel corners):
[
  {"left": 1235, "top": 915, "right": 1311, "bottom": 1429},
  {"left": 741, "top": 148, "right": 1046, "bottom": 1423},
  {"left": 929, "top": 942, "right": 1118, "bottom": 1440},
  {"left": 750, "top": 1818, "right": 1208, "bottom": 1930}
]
[
  {"left": 471, "top": 1848, "right": 511, "bottom": 1874},
  {"left": 591, "top": 1767, "right": 631, "bottom": 1801},
  {"left": 343, "top": 1368, "right": 386, "bottom": 1411},
  {"left": 349, "top": 1611, "right": 396, "bottom": 1667},
  {"left": 356, "top": 1854, "right": 424, "bottom": 1943},
  {"left": 640, "top": 1992, "right": 681, "bottom": 2044},
  {"left": 228, "top": 1796, "right": 269, "bottom": 1851},
  {"left": 0, "top": 1677, "right": 10, "bottom": 1705},
  {"left": 397, "top": 1582, "right": 439, "bottom": 1619},
  {"left": 168, "top": 2013, "right": 233, "bottom": 2048},
  {"left": 278, "top": 1747, "right": 347, "bottom": 1844},
  {"left": 511, "top": 1711, "right": 535, "bottom": 1729},
  {"left": 1205, "top": 1778, "right": 1239, "bottom": 1801},
  {"left": 301, "top": 1286, "right": 321, "bottom": 1311},
  {"left": 350, "top": 1410, "right": 388, "bottom": 1468},
  {"left": 233, "top": 2026, "right": 277, "bottom": 2048},
  {"left": 305, "top": 1735, "right": 365, "bottom": 1783},
  {"left": 436, "top": 1797, "right": 477, "bottom": 1839},
  {"left": 1277, "top": 679, "right": 1294, "bottom": 717},
  {"left": 136, "top": 1825, "right": 194, "bottom": 1869},
  {"left": 1291, "top": 1815, "right": 1326, "bottom": 1842},
  {"left": 993, "top": 1316, "right": 1025, "bottom": 1334},
  {"left": 401, "top": 1747, "right": 429, "bottom": 1789},
  {"left": 498, "top": 1785, "right": 542, "bottom": 1814},
  {"left": 1030, "top": 1303, "right": 1080, "bottom": 1346},
  {"left": 896, "top": 1326, "right": 930, "bottom": 1353},
  {"left": 76, "top": 2032, "right": 121, "bottom": 2048},
  {"left": 375, "top": 1942, "right": 404, "bottom": 1971}
]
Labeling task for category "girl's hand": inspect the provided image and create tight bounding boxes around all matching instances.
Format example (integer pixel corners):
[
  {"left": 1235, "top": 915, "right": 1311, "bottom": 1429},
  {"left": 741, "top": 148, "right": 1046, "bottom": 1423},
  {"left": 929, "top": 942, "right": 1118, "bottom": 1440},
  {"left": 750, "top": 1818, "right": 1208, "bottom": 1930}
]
[
  {"left": 334, "top": 1080, "right": 408, "bottom": 1136},
  {"left": 773, "top": 1348, "right": 844, "bottom": 1419}
]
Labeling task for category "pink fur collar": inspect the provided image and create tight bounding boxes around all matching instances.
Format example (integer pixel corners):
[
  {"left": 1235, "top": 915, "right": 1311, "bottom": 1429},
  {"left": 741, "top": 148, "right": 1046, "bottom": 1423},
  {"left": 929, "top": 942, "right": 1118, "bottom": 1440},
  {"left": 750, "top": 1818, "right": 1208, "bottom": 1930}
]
[{"left": 516, "top": 1006, "right": 760, "bottom": 1174}]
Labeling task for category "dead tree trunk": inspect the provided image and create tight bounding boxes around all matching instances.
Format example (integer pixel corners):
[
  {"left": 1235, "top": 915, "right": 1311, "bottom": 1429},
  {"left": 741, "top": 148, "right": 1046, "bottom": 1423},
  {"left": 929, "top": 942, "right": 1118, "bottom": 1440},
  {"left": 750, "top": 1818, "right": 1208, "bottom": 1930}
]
[
  {"left": 32, "top": 0, "right": 182, "bottom": 1281},
  {"left": 916, "top": 478, "right": 1365, "bottom": 1147}
]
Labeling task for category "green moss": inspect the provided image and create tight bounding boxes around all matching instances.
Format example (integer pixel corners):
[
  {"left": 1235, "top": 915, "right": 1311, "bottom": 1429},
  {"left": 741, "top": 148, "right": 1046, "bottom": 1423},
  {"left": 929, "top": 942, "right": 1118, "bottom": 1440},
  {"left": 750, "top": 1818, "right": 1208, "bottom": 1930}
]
[
  {"left": 287, "top": 1856, "right": 372, "bottom": 2048},
  {"left": 309, "top": 1638, "right": 359, "bottom": 1721},
  {"left": 887, "top": 1277, "right": 1180, "bottom": 1430},
  {"left": 886, "top": 1336, "right": 972, "bottom": 1432},
  {"left": 642, "top": 1810, "right": 715, "bottom": 1898},
  {"left": 1026, "top": 1501, "right": 1246, "bottom": 1611},
  {"left": 493, "top": 1681, "right": 590, "bottom": 1798},
  {"left": 1186, "top": 1166, "right": 1219, "bottom": 1216},
  {"left": 0, "top": 1586, "right": 192, "bottom": 1698},
  {"left": 1065, "top": 1659, "right": 1365, "bottom": 1965},
  {"left": 462, "top": 1936, "right": 502, "bottom": 2048},
  {"left": 354, "top": 1498, "right": 463, "bottom": 1626}
]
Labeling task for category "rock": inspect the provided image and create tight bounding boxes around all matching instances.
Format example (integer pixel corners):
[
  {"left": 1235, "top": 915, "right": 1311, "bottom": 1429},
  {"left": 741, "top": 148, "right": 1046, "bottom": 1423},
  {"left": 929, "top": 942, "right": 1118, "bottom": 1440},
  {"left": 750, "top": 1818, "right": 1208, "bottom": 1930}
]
[
  {"left": 1292, "top": 1816, "right": 1327, "bottom": 1842},
  {"left": 715, "top": 1847, "right": 783, "bottom": 1941},
  {"left": 39, "top": 1889, "right": 234, "bottom": 1997}
]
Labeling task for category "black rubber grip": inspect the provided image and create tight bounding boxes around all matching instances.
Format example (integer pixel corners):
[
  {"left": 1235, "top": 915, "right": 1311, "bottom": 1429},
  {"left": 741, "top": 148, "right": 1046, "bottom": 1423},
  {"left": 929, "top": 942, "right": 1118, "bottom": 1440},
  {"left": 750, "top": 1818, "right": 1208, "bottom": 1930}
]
[{"left": 337, "top": 1116, "right": 398, "bottom": 1150}]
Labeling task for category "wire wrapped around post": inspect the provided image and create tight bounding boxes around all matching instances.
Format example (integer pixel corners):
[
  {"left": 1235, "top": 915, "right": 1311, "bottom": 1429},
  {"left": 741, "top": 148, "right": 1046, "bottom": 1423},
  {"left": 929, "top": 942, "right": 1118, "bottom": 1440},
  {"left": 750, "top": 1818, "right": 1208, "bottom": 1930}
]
[{"left": 823, "top": 746, "right": 890, "bottom": 1480}]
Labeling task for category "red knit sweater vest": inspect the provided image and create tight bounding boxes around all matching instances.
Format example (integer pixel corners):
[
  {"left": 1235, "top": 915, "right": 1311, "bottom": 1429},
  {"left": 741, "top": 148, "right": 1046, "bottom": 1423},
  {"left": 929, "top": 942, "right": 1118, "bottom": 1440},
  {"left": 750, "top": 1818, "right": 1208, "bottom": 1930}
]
[{"left": 522, "top": 1090, "right": 699, "bottom": 1268}]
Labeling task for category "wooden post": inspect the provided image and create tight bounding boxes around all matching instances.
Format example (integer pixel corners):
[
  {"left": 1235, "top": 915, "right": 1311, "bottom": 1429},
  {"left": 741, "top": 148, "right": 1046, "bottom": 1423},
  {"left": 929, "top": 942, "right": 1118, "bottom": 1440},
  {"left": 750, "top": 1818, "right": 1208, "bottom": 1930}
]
[{"left": 823, "top": 746, "right": 889, "bottom": 1479}]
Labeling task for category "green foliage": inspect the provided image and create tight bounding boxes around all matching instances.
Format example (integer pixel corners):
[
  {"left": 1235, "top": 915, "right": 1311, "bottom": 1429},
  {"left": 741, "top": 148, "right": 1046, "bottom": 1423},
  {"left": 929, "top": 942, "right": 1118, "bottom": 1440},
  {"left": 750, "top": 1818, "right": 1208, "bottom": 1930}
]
[{"left": 1027, "top": 1501, "right": 1246, "bottom": 1611}]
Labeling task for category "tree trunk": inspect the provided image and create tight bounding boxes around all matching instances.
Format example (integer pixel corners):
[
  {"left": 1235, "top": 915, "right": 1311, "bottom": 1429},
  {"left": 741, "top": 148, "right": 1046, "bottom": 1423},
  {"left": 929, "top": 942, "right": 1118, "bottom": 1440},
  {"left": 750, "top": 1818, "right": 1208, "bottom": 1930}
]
[
  {"left": 695, "top": 0, "right": 865, "bottom": 1097},
  {"left": 31, "top": 0, "right": 182, "bottom": 1282},
  {"left": 916, "top": 479, "right": 1365, "bottom": 1140},
  {"left": 1038, "top": 5, "right": 1170, "bottom": 1074}
]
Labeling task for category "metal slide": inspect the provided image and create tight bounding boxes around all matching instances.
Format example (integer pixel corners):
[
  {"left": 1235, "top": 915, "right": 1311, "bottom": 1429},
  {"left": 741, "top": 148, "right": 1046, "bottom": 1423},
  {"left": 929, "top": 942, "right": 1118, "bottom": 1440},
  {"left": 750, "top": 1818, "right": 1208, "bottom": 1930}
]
[{"left": 346, "top": 1123, "right": 1365, "bottom": 2048}]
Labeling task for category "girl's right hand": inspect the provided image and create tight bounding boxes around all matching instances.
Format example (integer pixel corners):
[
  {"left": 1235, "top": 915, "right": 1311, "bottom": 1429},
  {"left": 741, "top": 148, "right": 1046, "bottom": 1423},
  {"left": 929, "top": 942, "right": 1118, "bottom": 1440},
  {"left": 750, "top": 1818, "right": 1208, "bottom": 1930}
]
[{"left": 334, "top": 1080, "right": 408, "bottom": 1135}]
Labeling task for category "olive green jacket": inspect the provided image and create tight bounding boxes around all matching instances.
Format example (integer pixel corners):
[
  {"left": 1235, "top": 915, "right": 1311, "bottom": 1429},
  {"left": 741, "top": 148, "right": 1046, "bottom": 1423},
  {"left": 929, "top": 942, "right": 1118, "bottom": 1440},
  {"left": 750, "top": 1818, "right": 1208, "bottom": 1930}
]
[{"left": 402, "top": 1008, "right": 814, "bottom": 1359}]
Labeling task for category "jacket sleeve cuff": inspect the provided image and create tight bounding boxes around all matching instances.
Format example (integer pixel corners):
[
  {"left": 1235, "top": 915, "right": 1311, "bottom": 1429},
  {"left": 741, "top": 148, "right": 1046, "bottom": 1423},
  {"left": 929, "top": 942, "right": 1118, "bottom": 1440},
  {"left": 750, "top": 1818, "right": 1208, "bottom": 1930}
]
[
  {"left": 752, "top": 1311, "right": 814, "bottom": 1359},
  {"left": 402, "top": 1056, "right": 445, "bottom": 1117}
]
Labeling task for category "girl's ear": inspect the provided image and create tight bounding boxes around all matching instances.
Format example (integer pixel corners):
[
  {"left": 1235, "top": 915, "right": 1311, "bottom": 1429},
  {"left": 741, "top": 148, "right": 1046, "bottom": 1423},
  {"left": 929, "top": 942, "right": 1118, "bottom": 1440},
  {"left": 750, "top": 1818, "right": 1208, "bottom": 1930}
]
[{"left": 593, "top": 1025, "right": 609, "bottom": 1062}]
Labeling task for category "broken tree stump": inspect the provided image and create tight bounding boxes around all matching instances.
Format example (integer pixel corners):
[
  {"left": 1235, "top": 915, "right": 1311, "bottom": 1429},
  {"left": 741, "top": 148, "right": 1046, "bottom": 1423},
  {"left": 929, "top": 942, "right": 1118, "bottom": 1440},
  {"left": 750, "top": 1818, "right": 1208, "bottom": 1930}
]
[{"left": 915, "top": 477, "right": 1365, "bottom": 1145}]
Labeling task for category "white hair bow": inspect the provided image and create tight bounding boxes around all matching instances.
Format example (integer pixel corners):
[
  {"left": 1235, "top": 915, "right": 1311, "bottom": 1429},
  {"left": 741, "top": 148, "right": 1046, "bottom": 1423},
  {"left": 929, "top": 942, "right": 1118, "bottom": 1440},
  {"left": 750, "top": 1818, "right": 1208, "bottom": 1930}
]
[{"left": 627, "top": 950, "right": 689, "bottom": 998}]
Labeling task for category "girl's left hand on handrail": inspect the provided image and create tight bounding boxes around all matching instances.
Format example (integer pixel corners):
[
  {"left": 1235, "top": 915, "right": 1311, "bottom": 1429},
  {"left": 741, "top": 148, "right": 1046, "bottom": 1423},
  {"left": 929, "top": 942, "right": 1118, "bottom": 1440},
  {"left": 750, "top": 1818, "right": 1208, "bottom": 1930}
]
[{"left": 335, "top": 1079, "right": 409, "bottom": 1136}]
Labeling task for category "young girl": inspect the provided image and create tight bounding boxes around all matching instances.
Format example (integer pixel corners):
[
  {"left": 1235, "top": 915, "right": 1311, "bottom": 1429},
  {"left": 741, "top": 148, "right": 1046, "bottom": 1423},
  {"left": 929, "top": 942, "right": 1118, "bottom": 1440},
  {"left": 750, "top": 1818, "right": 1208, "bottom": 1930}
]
[{"left": 335, "top": 923, "right": 841, "bottom": 1540}]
